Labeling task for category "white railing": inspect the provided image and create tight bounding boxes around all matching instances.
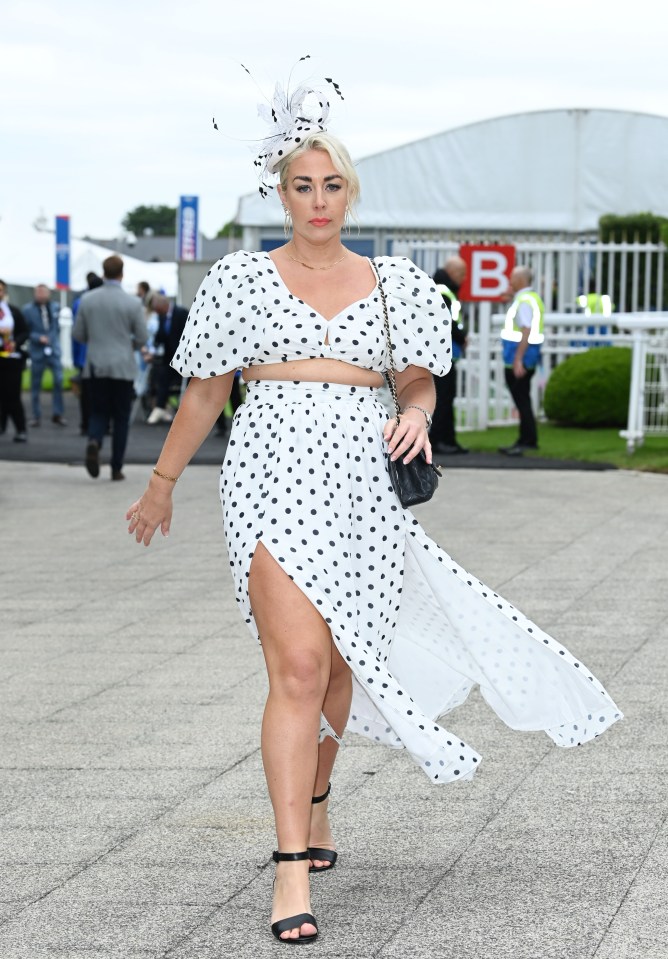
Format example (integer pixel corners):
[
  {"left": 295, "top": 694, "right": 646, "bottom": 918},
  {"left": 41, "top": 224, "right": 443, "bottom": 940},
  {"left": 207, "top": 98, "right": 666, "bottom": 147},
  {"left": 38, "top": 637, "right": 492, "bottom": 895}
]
[
  {"left": 387, "top": 236, "right": 668, "bottom": 449},
  {"left": 390, "top": 236, "right": 666, "bottom": 315},
  {"left": 453, "top": 312, "right": 632, "bottom": 432},
  {"left": 614, "top": 315, "right": 668, "bottom": 452},
  {"left": 450, "top": 312, "right": 668, "bottom": 453}
]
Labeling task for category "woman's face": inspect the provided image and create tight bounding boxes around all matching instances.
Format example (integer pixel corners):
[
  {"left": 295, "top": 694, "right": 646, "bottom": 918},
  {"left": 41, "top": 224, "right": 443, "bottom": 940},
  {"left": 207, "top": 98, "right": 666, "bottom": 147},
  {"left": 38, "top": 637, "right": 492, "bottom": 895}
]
[{"left": 279, "top": 149, "right": 348, "bottom": 243}]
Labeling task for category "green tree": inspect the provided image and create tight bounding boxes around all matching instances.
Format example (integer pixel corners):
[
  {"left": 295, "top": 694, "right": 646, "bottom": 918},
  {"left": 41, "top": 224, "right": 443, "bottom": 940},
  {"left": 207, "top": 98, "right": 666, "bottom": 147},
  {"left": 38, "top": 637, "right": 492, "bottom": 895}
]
[
  {"left": 216, "top": 219, "right": 240, "bottom": 239},
  {"left": 122, "top": 205, "right": 177, "bottom": 236}
]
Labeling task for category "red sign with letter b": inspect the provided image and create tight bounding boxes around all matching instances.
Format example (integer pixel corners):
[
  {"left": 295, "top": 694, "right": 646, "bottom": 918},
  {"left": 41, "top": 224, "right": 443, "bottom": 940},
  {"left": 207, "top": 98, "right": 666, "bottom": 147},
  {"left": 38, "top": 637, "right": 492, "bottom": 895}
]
[{"left": 459, "top": 245, "right": 515, "bottom": 302}]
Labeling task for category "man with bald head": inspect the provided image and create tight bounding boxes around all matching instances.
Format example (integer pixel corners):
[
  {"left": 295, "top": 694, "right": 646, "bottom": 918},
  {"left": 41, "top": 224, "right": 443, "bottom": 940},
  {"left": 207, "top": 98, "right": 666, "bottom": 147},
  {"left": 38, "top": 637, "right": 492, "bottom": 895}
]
[
  {"left": 431, "top": 255, "right": 469, "bottom": 454},
  {"left": 146, "top": 293, "right": 188, "bottom": 424},
  {"left": 499, "top": 265, "right": 545, "bottom": 455}
]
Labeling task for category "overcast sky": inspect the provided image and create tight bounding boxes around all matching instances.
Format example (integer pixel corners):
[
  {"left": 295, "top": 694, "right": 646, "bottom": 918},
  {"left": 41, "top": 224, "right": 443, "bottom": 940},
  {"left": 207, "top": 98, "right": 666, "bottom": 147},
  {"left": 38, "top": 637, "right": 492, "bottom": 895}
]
[{"left": 3, "top": 0, "right": 665, "bottom": 241}]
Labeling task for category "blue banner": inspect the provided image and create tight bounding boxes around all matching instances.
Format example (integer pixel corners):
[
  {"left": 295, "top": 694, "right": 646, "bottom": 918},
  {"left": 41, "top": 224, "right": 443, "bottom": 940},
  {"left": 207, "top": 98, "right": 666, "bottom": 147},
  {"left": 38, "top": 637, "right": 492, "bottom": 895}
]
[
  {"left": 55, "top": 215, "right": 70, "bottom": 289},
  {"left": 177, "top": 196, "right": 200, "bottom": 261}
]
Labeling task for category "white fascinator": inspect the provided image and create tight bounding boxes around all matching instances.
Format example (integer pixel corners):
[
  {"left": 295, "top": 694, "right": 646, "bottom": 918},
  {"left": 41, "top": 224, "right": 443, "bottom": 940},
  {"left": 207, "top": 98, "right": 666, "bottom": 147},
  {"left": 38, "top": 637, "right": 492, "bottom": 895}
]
[{"left": 214, "top": 56, "right": 344, "bottom": 198}]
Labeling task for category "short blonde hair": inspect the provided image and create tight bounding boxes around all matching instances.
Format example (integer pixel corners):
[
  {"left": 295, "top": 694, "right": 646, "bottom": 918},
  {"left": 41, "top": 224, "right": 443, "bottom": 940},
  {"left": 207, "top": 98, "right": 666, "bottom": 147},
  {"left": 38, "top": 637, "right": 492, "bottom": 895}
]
[{"left": 277, "top": 132, "right": 360, "bottom": 213}]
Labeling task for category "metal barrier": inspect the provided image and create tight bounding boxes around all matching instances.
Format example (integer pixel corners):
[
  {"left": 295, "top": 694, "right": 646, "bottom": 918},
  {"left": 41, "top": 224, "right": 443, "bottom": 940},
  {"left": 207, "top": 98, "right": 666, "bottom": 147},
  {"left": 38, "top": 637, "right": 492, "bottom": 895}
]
[
  {"left": 452, "top": 313, "right": 668, "bottom": 452},
  {"left": 615, "top": 316, "right": 668, "bottom": 452}
]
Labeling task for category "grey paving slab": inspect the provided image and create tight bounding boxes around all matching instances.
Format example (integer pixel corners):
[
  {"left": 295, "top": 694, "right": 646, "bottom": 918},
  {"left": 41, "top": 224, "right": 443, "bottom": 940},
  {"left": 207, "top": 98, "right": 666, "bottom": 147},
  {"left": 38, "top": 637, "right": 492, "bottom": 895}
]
[
  {"left": 41, "top": 862, "right": 247, "bottom": 906},
  {"left": 1, "top": 461, "right": 667, "bottom": 958},
  {"left": 46, "top": 768, "right": 220, "bottom": 800},
  {"left": 0, "top": 864, "right": 80, "bottom": 903},
  {"left": 0, "top": 901, "right": 214, "bottom": 954},
  {"left": 0, "top": 796, "right": 172, "bottom": 830},
  {"left": 0, "top": 827, "right": 126, "bottom": 865}
]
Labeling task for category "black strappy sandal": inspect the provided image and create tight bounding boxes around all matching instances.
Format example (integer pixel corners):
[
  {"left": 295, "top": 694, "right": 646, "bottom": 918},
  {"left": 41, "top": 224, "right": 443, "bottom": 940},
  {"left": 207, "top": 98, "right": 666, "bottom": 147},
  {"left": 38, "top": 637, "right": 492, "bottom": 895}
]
[
  {"left": 308, "top": 783, "right": 338, "bottom": 874},
  {"left": 271, "top": 851, "right": 319, "bottom": 945}
]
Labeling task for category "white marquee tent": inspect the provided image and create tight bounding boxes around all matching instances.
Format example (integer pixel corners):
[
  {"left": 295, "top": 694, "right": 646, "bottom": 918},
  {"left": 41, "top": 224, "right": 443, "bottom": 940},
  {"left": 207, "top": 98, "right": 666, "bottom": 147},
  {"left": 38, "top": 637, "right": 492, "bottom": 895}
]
[
  {"left": 236, "top": 108, "right": 668, "bottom": 235},
  {"left": 0, "top": 217, "right": 178, "bottom": 295}
]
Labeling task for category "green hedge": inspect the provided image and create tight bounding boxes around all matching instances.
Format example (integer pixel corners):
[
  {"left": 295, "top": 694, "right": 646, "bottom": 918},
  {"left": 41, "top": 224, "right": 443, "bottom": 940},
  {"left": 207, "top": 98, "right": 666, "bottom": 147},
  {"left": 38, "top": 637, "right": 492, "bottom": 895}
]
[{"left": 543, "top": 347, "right": 631, "bottom": 427}]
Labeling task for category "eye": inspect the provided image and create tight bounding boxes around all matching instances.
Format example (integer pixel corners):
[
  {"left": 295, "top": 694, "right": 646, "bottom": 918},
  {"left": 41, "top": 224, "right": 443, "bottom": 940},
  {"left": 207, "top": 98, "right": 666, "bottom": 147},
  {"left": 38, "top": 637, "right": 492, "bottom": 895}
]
[
  {"left": 325, "top": 182, "right": 342, "bottom": 191},
  {"left": 295, "top": 184, "right": 311, "bottom": 193}
]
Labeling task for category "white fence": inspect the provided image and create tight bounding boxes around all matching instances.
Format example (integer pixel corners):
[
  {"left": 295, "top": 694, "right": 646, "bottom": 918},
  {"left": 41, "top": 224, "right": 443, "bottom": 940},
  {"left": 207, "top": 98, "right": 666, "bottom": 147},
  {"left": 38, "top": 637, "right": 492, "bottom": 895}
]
[
  {"left": 451, "top": 312, "right": 636, "bottom": 433},
  {"left": 616, "top": 316, "right": 668, "bottom": 452},
  {"left": 389, "top": 236, "right": 668, "bottom": 448}
]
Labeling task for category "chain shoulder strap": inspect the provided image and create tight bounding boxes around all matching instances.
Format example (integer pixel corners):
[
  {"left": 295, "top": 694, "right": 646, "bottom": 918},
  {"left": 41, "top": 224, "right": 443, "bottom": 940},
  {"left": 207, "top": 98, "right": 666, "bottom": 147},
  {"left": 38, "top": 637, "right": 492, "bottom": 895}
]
[{"left": 369, "top": 258, "right": 401, "bottom": 421}]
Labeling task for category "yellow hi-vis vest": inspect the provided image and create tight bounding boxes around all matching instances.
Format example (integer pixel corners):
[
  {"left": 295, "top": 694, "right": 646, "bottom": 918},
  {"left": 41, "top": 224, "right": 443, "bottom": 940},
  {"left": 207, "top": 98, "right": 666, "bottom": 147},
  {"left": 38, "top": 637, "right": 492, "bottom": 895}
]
[
  {"left": 501, "top": 290, "right": 545, "bottom": 345},
  {"left": 577, "top": 293, "right": 612, "bottom": 317},
  {"left": 436, "top": 284, "right": 461, "bottom": 323}
]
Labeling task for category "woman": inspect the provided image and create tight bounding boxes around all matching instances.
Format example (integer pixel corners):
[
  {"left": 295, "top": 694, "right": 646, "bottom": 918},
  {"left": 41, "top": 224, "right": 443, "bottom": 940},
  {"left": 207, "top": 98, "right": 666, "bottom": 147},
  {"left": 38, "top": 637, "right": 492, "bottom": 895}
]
[{"left": 127, "top": 85, "right": 621, "bottom": 945}]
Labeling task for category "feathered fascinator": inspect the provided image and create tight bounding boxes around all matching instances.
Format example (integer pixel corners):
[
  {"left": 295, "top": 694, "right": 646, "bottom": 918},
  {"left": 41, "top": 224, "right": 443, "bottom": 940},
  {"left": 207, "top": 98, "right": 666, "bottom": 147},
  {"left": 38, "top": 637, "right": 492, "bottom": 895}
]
[{"left": 213, "top": 56, "right": 344, "bottom": 198}]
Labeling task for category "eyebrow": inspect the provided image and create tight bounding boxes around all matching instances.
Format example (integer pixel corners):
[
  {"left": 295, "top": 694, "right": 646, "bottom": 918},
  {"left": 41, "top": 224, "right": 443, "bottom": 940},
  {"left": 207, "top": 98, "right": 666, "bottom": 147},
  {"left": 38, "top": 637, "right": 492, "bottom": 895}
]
[{"left": 291, "top": 174, "right": 343, "bottom": 183}]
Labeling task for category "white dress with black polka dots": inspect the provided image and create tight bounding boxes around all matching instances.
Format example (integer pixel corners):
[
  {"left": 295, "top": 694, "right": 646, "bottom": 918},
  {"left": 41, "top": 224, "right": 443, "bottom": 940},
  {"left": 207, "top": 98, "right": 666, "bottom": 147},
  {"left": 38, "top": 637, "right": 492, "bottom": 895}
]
[{"left": 172, "top": 251, "right": 622, "bottom": 784}]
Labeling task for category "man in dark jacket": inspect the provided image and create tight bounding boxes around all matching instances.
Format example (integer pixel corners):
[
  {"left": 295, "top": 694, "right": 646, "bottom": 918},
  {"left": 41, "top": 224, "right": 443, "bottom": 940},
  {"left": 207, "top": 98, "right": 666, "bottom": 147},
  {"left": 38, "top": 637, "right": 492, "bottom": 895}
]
[
  {"left": 431, "top": 256, "right": 468, "bottom": 454},
  {"left": 145, "top": 294, "right": 188, "bottom": 424},
  {"left": 22, "top": 284, "right": 67, "bottom": 427},
  {"left": 0, "top": 279, "right": 29, "bottom": 441},
  {"left": 73, "top": 255, "right": 147, "bottom": 480}
]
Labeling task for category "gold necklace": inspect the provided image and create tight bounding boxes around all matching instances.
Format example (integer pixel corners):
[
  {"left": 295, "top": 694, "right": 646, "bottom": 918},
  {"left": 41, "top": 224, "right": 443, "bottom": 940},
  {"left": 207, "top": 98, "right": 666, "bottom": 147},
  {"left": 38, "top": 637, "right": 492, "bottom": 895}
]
[{"left": 287, "top": 246, "right": 348, "bottom": 271}]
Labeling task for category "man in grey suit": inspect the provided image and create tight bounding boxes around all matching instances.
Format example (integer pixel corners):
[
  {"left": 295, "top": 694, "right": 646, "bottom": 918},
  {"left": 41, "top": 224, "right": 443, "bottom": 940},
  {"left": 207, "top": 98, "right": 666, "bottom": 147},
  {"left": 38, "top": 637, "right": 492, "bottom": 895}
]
[{"left": 73, "top": 255, "right": 148, "bottom": 480}]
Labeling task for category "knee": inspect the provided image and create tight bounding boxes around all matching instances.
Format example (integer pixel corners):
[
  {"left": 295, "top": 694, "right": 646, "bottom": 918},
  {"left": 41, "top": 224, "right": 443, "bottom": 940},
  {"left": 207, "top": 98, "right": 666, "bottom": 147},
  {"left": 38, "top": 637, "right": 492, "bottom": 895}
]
[{"left": 271, "top": 649, "right": 328, "bottom": 703}]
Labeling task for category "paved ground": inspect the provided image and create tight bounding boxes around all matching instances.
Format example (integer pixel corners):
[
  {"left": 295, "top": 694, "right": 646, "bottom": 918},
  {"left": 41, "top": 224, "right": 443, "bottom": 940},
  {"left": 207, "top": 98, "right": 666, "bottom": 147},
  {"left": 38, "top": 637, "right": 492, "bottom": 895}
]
[
  {"left": 1, "top": 453, "right": 667, "bottom": 957},
  {"left": 1, "top": 390, "right": 615, "bottom": 471}
]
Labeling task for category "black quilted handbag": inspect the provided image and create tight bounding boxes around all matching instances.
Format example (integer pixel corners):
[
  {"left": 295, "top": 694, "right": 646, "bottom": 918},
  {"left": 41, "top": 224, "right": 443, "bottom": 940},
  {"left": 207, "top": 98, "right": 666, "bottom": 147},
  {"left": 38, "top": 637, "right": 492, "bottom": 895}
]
[{"left": 370, "top": 259, "right": 441, "bottom": 508}]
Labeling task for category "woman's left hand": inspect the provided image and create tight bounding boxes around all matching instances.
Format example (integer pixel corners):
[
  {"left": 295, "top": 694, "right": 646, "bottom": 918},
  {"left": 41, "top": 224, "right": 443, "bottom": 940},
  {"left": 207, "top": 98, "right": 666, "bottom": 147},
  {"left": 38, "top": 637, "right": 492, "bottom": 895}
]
[{"left": 383, "top": 408, "right": 432, "bottom": 465}]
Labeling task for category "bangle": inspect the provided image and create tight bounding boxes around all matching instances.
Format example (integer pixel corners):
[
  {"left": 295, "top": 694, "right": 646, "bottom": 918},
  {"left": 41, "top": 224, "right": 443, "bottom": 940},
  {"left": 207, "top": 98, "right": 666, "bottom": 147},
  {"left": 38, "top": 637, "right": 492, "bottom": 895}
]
[
  {"left": 402, "top": 405, "right": 433, "bottom": 429},
  {"left": 152, "top": 466, "right": 178, "bottom": 484}
]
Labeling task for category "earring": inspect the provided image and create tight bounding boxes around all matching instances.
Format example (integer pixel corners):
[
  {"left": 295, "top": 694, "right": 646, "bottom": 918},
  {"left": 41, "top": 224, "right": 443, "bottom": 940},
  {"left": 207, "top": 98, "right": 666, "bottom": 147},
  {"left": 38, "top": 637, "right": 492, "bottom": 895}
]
[
  {"left": 344, "top": 207, "right": 351, "bottom": 236},
  {"left": 283, "top": 207, "right": 292, "bottom": 239}
]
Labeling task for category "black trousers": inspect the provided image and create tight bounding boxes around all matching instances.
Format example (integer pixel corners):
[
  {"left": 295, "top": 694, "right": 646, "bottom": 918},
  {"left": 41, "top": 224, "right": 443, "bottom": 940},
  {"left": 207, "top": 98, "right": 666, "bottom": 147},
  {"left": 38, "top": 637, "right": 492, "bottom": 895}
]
[
  {"left": 504, "top": 366, "right": 537, "bottom": 447},
  {"left": 431, "top": 366, "right": 458, "bottom": 446},
  {"left": 154, "top": 362, "right": 183, "bottom": 409},
  {"left": 88, "top": 375, "right": 134, "bottom": 473},
  {"left": 0, "top": 357, "right": 27, "bottom": 433}
]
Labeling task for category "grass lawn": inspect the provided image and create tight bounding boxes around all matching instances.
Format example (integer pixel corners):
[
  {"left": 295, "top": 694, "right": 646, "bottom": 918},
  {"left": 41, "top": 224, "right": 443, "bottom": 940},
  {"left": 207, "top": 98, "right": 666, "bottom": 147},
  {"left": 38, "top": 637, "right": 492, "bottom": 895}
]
[
  {"left": 22, "top": 367, "right": 78, "bottom": 391},
  {"left": 462, "top": 423, "right": 668, "bottom": 473}
]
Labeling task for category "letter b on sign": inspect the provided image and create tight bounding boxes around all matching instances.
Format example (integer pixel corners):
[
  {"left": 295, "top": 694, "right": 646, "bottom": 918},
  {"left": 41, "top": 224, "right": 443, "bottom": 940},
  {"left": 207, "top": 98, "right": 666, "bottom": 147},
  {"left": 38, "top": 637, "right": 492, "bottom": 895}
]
[{"left": 459, "top": 245, "right": 515, "bottom": 302}]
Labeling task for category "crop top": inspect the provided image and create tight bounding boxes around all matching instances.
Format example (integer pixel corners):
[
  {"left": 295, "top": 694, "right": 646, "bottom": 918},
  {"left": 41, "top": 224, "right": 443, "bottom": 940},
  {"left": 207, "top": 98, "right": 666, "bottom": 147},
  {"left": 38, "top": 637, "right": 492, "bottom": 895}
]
[{"left": 171, "top": 250, "right": 452, "bottom": 379}]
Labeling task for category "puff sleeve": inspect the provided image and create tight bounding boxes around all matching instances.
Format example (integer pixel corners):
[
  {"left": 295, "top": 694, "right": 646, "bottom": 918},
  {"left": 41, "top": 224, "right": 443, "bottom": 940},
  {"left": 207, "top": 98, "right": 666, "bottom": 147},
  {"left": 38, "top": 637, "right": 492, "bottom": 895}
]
[
  {"left": 171, "top": 251, "right": 266, "bottom": 378},
  {"left": 376, "top": 256, "right": 452, "bottom": 376}
]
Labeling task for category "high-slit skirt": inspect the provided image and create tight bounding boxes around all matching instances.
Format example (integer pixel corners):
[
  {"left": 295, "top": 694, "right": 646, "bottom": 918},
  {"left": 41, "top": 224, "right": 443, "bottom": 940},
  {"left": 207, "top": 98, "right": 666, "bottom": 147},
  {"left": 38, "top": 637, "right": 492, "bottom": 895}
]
[{"left": 220, "top": 380, "right": 622, "bottom": 784}]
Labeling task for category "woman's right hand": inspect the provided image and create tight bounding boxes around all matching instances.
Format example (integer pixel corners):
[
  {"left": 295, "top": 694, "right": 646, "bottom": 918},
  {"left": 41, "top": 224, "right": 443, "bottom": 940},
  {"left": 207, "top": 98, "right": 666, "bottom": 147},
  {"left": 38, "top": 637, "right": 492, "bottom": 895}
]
[{"left": 126, "top": 478, "right": 174, "bottom": 546}]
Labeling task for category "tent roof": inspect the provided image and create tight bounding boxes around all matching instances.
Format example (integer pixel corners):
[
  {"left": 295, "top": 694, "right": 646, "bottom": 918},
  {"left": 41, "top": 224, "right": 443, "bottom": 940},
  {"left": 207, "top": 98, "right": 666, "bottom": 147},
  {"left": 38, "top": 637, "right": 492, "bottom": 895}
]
[
  {"left": 236, "top": 108, "right": 668, "bottom": 233},
  {"left": 0, "top": 217, "right": 178, "bottom": 295}
]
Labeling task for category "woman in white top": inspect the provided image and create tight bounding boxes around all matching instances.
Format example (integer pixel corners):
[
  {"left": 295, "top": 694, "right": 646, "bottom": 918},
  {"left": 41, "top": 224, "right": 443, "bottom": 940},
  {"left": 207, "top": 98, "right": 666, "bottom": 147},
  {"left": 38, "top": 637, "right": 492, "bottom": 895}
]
[{"left": 127, "top": 86, "right": 621, "bottom": 946}]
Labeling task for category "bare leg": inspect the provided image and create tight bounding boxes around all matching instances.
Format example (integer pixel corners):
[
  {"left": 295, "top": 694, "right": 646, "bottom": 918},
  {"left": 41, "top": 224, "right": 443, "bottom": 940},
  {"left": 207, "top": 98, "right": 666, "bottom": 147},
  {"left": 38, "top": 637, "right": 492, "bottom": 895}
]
[
  {"left": 310, "top": 641, "right": 352, "bottom": 868},
  {"left": 249, "top": 543, "right": 332, "bottom": 941}
]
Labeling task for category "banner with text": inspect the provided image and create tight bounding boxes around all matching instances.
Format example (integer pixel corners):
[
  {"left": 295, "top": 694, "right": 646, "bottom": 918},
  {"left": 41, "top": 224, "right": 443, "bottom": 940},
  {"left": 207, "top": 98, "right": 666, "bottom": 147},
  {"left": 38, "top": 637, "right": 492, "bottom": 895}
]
[
  {"left": 55, "top": 215, "right": 71, "bottom": 290},
  {"left": 459, "top": 244, "right": 515, "bottom": 302},
  {"left": 177, "top": 196, "right": 200, "bottom": 261}
]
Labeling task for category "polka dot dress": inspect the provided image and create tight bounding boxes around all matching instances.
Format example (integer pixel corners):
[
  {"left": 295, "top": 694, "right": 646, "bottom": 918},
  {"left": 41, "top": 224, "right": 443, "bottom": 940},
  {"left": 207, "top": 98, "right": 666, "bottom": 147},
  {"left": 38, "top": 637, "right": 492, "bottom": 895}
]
[{"left": 173, "top": 252, "right": 623, "bottom": 784}]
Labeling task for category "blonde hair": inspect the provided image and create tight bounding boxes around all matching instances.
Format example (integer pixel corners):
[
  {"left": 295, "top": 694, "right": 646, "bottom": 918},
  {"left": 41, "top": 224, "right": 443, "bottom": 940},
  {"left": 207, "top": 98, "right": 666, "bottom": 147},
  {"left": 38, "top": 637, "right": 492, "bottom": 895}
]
[{"left": 277, "top": 132, "right": 360, "bottom": 214}]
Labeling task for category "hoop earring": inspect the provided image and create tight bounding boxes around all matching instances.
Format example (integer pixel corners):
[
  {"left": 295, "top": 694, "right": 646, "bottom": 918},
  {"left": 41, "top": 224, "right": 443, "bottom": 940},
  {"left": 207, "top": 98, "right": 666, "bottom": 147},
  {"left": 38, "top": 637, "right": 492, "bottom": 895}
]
[{"left": 283, "top": 207, "right": 292, "bottom": 239}]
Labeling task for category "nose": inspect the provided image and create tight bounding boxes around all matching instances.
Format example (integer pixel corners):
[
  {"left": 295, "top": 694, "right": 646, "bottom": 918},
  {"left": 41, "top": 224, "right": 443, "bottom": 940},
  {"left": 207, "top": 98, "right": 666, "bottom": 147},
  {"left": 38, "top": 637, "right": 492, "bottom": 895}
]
[{"left": 312, "top": 184, "right": 327, "bottom": 208}]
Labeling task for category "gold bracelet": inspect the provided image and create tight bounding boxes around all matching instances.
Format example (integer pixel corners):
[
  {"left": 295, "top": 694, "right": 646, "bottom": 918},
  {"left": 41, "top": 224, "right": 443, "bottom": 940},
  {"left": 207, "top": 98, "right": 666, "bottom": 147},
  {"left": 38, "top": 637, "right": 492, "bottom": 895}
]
[{"left": 152, "top": 467, "right": 178, "bottom": 484}]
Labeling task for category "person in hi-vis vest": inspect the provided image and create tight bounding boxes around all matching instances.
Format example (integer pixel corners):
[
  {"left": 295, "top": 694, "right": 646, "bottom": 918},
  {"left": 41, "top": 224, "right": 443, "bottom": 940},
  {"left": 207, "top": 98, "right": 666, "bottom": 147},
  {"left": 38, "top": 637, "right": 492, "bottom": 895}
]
[
  {"left": 577, "top": 280, "right": 613, "bottom": 341},
  {"left": 499, "top": 266, "right": 544, "bottom": 456}
]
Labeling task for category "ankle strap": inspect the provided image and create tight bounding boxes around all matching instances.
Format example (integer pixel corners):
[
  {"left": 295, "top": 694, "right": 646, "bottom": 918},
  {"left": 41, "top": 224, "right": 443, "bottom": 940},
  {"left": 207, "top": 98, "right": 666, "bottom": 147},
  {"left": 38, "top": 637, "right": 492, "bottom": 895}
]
[
  {"left": 311, "top": 782, "right": 331, "bottom": 804},
  {"left": 273, "top": 850, "right": 310, "bottom": 863}
]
